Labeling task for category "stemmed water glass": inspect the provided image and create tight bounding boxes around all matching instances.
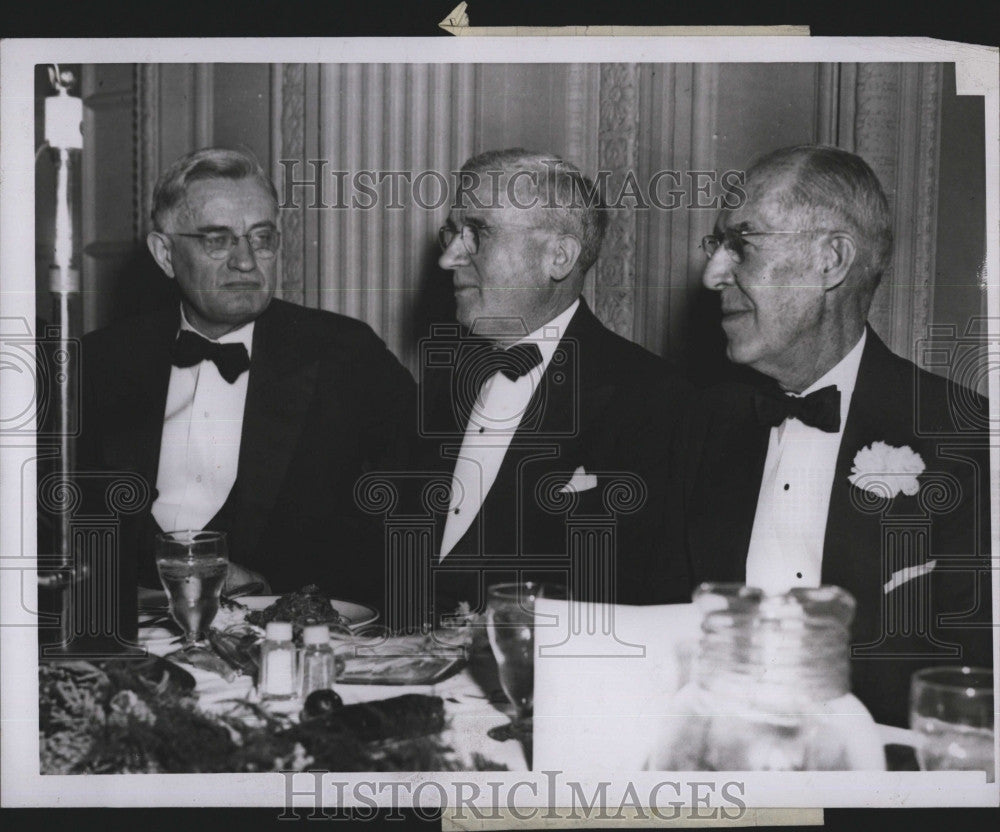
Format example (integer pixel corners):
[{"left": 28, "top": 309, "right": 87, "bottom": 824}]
[
  {"left": 485, "top": 581, "right": 549, "bottom": 757},
  {"left": 154, "top": 530, "right": 229, "bottom": 654}
]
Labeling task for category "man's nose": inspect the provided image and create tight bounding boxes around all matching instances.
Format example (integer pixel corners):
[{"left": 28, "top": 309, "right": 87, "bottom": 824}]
[
  {"left": 228, "top": 236, "right": 257, "bottom": 271},
  {"left": 701, "top": 247, "right": 735, "bottom": 291},
  {"left": 438, "top": 235, "right": 471, "bottom": 271}
]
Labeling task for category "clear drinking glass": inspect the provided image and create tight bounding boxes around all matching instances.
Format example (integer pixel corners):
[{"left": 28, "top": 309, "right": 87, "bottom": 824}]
[
  {"left": 154, "top": 530, "right": 229, "bottom": 651},
  {"left": 485, "top": 582, "right": 542, "bottom": 724},
  {"left": 910, "top": 666, "right": 995, "bottom": 781}
]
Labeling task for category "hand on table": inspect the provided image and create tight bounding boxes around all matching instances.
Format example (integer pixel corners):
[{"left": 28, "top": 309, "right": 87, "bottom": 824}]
[{"left": 224, "top": 561, "right": 271, "bottom": 595}]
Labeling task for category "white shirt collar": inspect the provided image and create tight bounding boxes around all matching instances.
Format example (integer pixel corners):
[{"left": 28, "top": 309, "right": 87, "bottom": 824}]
[
  {"left": 798, "top": 327, "right": 867, "bottom": 429},
  {"left": 179, "top": 304, "right": 255, "bottom": 357}
]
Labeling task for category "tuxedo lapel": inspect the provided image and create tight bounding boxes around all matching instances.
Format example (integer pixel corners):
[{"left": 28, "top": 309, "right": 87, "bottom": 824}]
[
  {"left": 687, "top": 387, "right": 770, "bottom": 584},
  {"left": 822, "top": 330, "right": 909, "bottom": 602},
  {"left": 101, "top": 305, "right": 178, "bottom": 496},
  {"left": 484, "top": 301, "right": 612, "bottom": 512},
  {"left": 228, "top": 301, "right": 320, "bottom": 561},
  {"left": 444, "top": 301, "right": 608, "bottom": 558}
]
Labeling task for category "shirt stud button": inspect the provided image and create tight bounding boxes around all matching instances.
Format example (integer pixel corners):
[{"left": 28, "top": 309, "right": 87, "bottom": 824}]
[
  {"left": 783, "top": 483, "right": 790, "bottom": 491},
  {"left": 796, "top": 572, "right": 803, "bottom": 579},
  {"left": 454, "top": 508, "right": 460, "bottom": 515}
]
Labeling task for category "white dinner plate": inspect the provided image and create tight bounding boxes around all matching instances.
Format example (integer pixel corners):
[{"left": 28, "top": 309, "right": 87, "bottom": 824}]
[{"left": 239, "top": 595, "right": 379, "bottom": 630}]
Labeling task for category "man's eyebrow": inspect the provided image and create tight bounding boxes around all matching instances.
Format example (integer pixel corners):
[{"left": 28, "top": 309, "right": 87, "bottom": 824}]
[
  {"left": 461, "top": 212, "right": 487, "bottom": 227},
  {"left": 193, "top": 220, "right": 277, "bottom": 233}
]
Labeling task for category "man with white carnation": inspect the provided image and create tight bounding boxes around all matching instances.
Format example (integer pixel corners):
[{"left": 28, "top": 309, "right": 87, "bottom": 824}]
[{"left": 674, "top": 144, "right": 992, "bottom": 727}]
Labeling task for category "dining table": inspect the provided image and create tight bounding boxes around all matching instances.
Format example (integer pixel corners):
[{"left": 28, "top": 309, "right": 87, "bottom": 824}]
[{"left": 135, "top": 596, "right": 530, "bottom": 773}]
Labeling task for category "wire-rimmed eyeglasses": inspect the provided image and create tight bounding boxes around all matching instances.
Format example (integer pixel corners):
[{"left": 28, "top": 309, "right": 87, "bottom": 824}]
[
  {"left": 438, "top": 221, "right": 549, "bottom": 256},
  {"left": 173, "top": 228, "right": 281, "bottom": 260},
  {"left": 700, "top": 228, "right": 825, "bottom": 262}
]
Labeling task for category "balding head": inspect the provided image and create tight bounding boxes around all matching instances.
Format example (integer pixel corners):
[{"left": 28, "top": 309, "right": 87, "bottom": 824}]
[{"left": 745, "top": 145, "right": 892, "bottom": 310}]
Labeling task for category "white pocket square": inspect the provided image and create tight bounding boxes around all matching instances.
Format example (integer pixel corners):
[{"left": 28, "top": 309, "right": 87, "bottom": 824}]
[
  {"left": 883, "top": 560, "right": 937, "bottom": 594},
  {"left": 559, "top": 466, "right": 598, "bottom": 494}
]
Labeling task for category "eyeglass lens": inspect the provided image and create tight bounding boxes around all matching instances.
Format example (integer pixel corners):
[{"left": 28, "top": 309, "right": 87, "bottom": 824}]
[{"left": 203, "top": 229, "right": 280, "bottom": 259}]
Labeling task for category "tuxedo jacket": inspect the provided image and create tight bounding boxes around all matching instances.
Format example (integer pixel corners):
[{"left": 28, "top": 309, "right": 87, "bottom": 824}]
[
  {"left": 76, "top": 298, "right": 416, "bottom": 609},
  {"left": 417, "top": 300, "right": 693, "bottom": 619},
  {"left": 676, "top": 328, "right": 993, "bottom": 726}
]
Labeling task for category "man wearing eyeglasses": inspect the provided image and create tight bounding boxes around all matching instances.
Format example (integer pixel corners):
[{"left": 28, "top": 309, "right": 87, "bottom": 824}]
[
  {"left": 77, "top": 147, "right": 415, "bottom": 604},
  {"left": 675, "top": 144, "right": 992, "bottom": 727},
  {"left": 421, "top": 148, "right": 691, "bottom": 620}
]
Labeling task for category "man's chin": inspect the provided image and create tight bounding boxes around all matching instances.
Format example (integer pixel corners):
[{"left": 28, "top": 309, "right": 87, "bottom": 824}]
[
  {"left": 724, "top": 339, "right": 760, "bottom": 369},
  {"left": 454, "top": 300, "right": 480, "bottom": 331}
]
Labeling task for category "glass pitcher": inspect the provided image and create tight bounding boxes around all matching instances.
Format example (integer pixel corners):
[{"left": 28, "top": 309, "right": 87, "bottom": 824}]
[{"left": 649, "top": 583, "right": 885, "bottom": 771}]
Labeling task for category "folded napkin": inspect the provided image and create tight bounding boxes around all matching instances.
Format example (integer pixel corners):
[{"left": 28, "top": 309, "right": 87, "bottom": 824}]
[{"left": 532, "top": 599, "right": 702, "bottom": 773}]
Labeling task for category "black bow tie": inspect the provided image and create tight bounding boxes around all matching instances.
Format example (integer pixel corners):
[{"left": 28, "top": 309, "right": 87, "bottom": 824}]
[
  {"left": 479, "top": 342, "right": 544, "bottom": 382},
  {"left": 170, "top": 330, "right": 250, "bottom": 384},
  {"left": 753, "top": 384, "right": 842, "bottom": 433}
]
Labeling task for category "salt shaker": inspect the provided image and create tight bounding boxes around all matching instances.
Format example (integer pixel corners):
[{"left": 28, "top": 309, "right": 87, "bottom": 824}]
[
  {"left": 259, "top": 621, "right": 297, "bottom": 700},
  {"left": 299, "top": 624, "right": 339, "bottom": 699}
]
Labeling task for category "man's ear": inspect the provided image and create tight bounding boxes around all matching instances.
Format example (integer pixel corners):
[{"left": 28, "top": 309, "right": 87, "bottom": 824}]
[
  {"left": 147, "top": 231, "right": 175, "bottom": 278},
  {"left": 547, "top": 234, "right": 583, "bottom": 282},
  {"left": 820, "top": 232, "right": 857, "bottom": 291}
]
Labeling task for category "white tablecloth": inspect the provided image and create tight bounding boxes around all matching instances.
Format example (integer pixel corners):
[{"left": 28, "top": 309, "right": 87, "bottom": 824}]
[{"left": 140, "top": 626, "right": 527, "bottom": 771}]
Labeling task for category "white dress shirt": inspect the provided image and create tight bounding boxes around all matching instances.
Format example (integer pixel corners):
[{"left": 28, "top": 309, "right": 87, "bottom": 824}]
[
  {"left": 439, "top": 299, "right": 580, "bottom": 560},
  {"left": 744, "top": 329, "right": 867, "bottom": 595},
  {"left": 151, "top": 308, "right": 254, "bottom": 533}
]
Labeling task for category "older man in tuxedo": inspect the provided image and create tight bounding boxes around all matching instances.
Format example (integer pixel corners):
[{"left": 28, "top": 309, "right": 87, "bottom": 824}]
[
  {"left": 420, "top": 148, "right": 691, "bottom": 621},
  {"left": 677, "top": 144, "right": 993, "bottom": 726},
  {"left": 77, "top": 147, "right": 414, "bottom": 606}
]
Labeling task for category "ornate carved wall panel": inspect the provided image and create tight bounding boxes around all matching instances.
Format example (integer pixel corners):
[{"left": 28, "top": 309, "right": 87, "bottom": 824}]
[
  {"left": 594, "top": 63, "right": 640, "bottom": 340},
  {"left": 563, "top": 64, "right": 601, "bottom": 311},
  {"left": 134, "top": 64, "right": 159, "bottom": 241},
  {"left": 850, "top": 63, "right": 942, "bottom": 366},
  {"left": 274, "top": 63, "right": 307, "bottom": 306}
]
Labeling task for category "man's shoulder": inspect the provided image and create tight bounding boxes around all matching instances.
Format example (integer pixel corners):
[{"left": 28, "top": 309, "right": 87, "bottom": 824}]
[
  {"left": 262, "top": 299, "right": 396, "bottom": 357},
  {"left": 572, "top": 303, "right": 689, "bottom": 392},
  {"left": 82, "top": 305, "right": 175, "bottom": 353},
  {"left": 859, "top": 331, "right": 989, "bottom": 436},
  {"left": 266, "top": 298, "right": 374, "bottom": 339},
  {"left": 687, "top": 380, "right": 759, "bottom": 426}
]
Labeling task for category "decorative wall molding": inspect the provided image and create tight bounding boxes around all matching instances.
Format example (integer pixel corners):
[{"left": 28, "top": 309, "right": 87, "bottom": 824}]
[
  {"left": 275, "top": 63, "right": 306, "bottom": 306},
  {"left": 852, "top": 63, "right": 941, "bottom": 365},
  {"left": 133, "top": 63, "right": 159, "bottom": 240},
  {"left": 595, "top": 63, "right": 640, "bottom": 339},
  {"left": 564, "top": 64, "right": 601, "bottom": 311}
]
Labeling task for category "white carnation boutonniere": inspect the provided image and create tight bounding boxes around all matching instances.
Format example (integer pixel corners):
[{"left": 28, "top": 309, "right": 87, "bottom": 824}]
[{"left": 848, "top": 441, "right": 926, "bottom": 499}]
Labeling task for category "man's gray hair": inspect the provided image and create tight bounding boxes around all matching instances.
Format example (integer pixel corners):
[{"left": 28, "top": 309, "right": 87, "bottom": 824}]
[
  {"left": 748, "top": 144, "right": 893, "bottom": 299},
  {"left": 151, "top": 147, "right": 278, "bottom": 231},
  {"left": 458, "top": 148, "right": 608, "bottom": 277}
]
